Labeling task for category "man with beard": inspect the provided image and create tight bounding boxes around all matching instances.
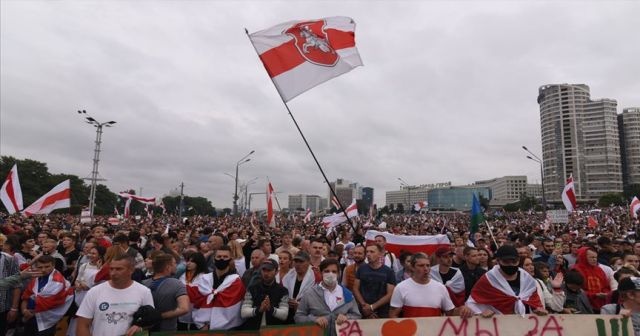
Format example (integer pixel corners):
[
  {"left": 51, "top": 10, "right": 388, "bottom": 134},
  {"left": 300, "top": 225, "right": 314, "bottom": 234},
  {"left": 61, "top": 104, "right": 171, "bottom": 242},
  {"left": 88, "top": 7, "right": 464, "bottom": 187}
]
[
  {"left": 342, "top": 245, "right": 366, "bottom": 291},
  {"left": 142, "top": 253, "right": 189, "bottom": 332},
  {"left": 466, "top": 245, "right": 547, "bottom": 316}
]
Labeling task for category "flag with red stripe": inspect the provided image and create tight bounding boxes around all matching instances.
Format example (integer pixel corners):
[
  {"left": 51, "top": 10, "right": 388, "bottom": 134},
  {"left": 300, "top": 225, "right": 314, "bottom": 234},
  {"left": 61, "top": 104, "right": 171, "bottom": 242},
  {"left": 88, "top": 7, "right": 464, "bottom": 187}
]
[
  {"left": 631, "top": 196, "right": 640, "bottom": 219},
  {"left": 364, "top": 230, "right": 450, "bottom": 256},
  {"left": 0, "top": 164, "right": 24, "bottom": 214},
  {"left": 22, "top": 180, "right": 70, "bottom": 216},
  {"left": 562, "top": 174, "right": 577, "bottom": 212},
  {"left": 191, "top": 274, "right": 245, "bottom": 330},
  {"left": 22, "top": 270, "right": 74, "bottom": 331},
  {"left": 267, "top": 182, "right": 276, "bottom": 228},
  {"left": 249, "top": 16, "right": 362, "bottom": 102}
]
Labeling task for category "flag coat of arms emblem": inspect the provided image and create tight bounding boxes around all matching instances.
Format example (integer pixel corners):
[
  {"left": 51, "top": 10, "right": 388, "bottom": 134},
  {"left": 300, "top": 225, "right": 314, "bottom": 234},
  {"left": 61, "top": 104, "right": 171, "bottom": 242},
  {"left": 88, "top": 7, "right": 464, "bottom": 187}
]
[{"left": 249, "top": 16, "right": 362, "bottom": 101}]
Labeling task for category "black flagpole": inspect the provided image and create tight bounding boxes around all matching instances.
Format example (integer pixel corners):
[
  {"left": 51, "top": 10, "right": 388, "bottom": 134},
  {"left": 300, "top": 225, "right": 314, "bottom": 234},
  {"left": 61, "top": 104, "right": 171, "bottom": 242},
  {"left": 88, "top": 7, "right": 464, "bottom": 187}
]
[{"left": 245, "top": 28, "right": 357, "bottom": 234}]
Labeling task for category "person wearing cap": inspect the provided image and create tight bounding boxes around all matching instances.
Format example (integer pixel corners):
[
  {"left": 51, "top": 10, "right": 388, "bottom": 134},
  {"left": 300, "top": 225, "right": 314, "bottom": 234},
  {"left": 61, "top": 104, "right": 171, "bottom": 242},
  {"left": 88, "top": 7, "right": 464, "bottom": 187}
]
[
  {"left": 430, "top": 247, "right": 466, "bottom": 307},
  {"left": 281, "top": 251, "right": 320, "bottom": 323},
  {"left": 601, "top": 276, "right": 640, "bottom": 336},
  {"left": 466, "top": 245, "right": 546, "bottom": 317},
  {"left": 240, "top": 259, "right": 290, "bottom": 330},
  {"left": 390, "top": 252, "right": 474, "bottom": 319}
]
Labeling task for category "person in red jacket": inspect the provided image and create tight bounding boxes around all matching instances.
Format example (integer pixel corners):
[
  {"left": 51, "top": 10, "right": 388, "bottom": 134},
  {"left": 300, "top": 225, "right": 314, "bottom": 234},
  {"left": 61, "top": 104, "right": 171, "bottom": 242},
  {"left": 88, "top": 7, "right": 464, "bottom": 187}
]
[{"left": 571, "top": 246, "right": 611, "bottom": 312}]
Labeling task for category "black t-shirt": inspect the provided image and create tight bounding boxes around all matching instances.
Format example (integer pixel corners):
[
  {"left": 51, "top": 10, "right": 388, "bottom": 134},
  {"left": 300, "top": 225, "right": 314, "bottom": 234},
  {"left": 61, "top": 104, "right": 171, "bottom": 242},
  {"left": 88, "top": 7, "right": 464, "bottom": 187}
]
[
  {"left": 507, "top": 272, "right": 521, "bottom": 296},
  {"left": 293, "top": 278, "right": 302, "bottom": 298},
  {"left": 356, "top": 263, "right": 396, "bottom": 316},
  {"left": 440, "top": 268, "right": 458, "bottom": 284}
]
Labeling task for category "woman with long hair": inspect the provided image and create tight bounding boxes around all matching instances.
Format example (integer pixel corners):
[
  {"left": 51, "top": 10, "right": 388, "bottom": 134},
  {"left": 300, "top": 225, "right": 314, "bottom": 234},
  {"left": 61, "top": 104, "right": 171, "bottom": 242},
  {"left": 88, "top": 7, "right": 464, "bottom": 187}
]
[
  {"left": 477, "top": 248, "right": 492, "bottom": 271},
  {"left": 67, "top": 245, "right": 106, "bottom": 336},
  {"left": 178, "top": 252, "right": 208, "bottom": 331},
  {"left": 276, "top": 250, "right": 294, "bottom": 284}
]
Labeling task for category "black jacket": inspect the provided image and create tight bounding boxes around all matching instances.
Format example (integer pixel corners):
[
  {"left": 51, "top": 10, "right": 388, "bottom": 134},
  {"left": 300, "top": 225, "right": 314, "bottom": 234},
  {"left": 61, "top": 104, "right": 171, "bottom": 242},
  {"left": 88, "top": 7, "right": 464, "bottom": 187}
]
[{"left": 240, "top": 281, "right": 290, "bottom": 330}]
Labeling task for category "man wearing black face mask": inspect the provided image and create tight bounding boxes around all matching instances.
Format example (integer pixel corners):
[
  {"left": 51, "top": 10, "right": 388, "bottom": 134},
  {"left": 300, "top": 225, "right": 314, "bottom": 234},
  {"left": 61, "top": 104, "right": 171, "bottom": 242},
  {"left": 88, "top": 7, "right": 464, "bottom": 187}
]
[{"left": 466, "top": 245, "right": 547, "bottom": 317}]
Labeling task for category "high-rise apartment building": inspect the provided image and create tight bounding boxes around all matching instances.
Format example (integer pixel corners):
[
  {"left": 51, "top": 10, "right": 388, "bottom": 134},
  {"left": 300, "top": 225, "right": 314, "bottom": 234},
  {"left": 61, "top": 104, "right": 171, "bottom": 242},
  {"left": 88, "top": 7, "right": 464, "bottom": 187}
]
[
  {"left": 288, "top": 194, "right": 322, "bottom": 213},
  {"left": 328, "top": 178, "right": 361, "bottom": 209},
  {"left": 619, "top": 108, "right": 640, "bottom": 189},
  {"left": 537, "top": 84, "right": 623, "bottom": 202}
]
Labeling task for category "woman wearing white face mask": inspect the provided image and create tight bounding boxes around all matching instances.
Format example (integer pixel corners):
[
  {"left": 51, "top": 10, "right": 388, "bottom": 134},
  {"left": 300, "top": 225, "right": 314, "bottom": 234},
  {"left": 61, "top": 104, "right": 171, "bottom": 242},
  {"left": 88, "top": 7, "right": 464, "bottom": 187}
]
[{"left": 295, "top": 259, "right": 361, "bottom": 336}]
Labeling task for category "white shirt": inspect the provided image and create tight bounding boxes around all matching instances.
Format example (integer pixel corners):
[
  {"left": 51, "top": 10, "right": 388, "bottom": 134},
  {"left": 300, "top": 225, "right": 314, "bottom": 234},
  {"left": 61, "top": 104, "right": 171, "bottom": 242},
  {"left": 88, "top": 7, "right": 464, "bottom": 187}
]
[
  {"left": 320, "top": 283, "right": 344, "bottom": 311},
  {"left": 390, "top": 278, "right": 454, "bottom": 317},
  {"left": 76, "top": 281, "right": 154, "bottom": 336}
]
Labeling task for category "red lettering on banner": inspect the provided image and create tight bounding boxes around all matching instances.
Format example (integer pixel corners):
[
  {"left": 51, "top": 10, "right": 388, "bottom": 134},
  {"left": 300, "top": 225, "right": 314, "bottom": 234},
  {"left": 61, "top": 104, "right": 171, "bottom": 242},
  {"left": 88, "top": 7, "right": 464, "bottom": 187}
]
[
  {"left": 475, "top": 317, "right": 499, "bottom": 336},
  {"left": 540, "top": 316, "right": 564, "bottom": 336},
  {"left": 338, "top": 320, "right": 363, "bottom": 336},
  {"left": 526, "top": 316, "right": 540, "bottom": 336},
  {"left": 437, "top": 317, "right": 469, "bottom": 336}
]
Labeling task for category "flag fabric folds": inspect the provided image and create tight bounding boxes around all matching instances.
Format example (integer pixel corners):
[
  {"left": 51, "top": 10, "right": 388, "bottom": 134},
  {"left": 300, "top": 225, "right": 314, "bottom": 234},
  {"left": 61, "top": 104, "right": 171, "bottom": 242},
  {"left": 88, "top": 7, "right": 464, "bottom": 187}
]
[
  {"left": 303, "top": 209, "right": 312, "bottom": 223},
  {"left": 631, "top": 196, "right": 640, "bottom": 219},
  {"left": 562, "top": 175, "right": 577, "bottom": 212},
  {"left": 364, "top": 230, "right": 450, "bottom": 256},
  {"left": 23, "top": 180, "right": 70, "bottom": 216},
  {"left": 21, "top": 270, "right": 74, "bottom": 331},
  {"left": 322, "top": 199, "right": 358, "bottom": 230},
  {"left": 248, "top": 16, "right": 363, "bottom": 102},
  {"left": 413, "top": 200, "right": 428, "bottom": 211},
  {"left": 0, "top": 164, "right": 23, "bottom": 214},
  {"left": 118, "top": 192, "right": 156, "bottom": 205},
  {"left": 191, "top": 273, "right": 245, "bottom": 330},
  {"left": 267, "top": 182, "right": 275, "bottom": 227},
  {"left": 470, "top": 193, "right": 483, "bottom": 235}
]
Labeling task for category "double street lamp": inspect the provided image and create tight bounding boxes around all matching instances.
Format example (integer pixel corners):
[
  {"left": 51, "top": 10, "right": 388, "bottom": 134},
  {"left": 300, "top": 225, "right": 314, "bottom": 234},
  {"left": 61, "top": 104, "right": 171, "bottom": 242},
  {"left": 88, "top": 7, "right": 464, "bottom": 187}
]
[
  {"left": 233, "top": 150, "right": 255, "bottom": 216},
  {"left": 77, "top": 110, "right": 116, "bottom": 221},
  {"left": 522, "top": 145, "right": 547, "bottom": 213},
  {"left": 397, "top": 177, "right": 413, "bottom": 213}
]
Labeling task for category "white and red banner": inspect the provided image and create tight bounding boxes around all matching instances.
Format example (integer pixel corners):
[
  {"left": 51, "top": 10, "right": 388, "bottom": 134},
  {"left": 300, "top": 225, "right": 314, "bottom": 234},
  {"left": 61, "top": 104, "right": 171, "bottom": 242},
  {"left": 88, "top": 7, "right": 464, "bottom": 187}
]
[
  {"left": 191, "top": 273, "right": 245, "bottom": 330},
  {"left": 414, "top": 200, "right": 428, "bottom": 211},
  {"left": 21, "top": 269, "right": 74, "bottom": 331},
  {"left": 22, "top": 180, "right": 70, "bottom": 216},
  {"left": 561, "top": 175, "right": 577, "bottom": 212},
  {"left": 118, "top": 192, "right": 156, "bottom": 205},
  {"left": 267, "top": 182, "right": 275, "bottom": 228},
  {"left": 124, "top": 198, "right": 132, "bottom": 218},
  {"left": 303, "top": 208, "right": 312, "bottom": 223},
  {"left": 331, "top": 195, "right": 341, "bottom": 209},
  {"left": 0, "top": 164, "right": 23, "bottom": 214},
  {"left": 249, "top": 16, "right": 362, "bottom": 102},
  {"left": 631, "top": 196, "right": 640, "bottom": 219},
  {"left": 364, "top": 230, "right": 450, "bottom": 256},
  {"left": 322, "top": 199, "right": 358, "bottom": 230}
]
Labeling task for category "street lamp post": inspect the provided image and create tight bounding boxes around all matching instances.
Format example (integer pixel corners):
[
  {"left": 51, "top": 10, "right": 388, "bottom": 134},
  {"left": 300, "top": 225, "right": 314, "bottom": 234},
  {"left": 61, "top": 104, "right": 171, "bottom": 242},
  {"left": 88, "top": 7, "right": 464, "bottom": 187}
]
[
  {"left": 398, "top": 177, "right": 412, "bottom": 213},
  {"left": 522, "top": 146, "right": 547, "bottom": 213},
  {"left": 233, "top": 150, "right": 255, "bottom": 216},
  {"left": 78, "top": 110, "right": 116, "bottom": 221}
]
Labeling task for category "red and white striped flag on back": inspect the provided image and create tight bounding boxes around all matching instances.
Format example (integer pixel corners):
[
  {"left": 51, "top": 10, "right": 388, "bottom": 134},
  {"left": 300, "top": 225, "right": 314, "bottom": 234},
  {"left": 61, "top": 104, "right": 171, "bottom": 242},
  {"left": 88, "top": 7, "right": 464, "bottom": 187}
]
[
  {"left": 364, "top": 230, "right": 450, "bottom": 256},
  {"left": 0, "top": 164, "right": 23, "bottom": 214},
  {"left": 23, "top": 180, "right": 70, "bottom": 216},
  {"left": 631, "top": 197, "right": 640, "bottom": 219},
  {"left": 561, "top": 174, "right": 577, "bottom": 212},
  {"left": 248, "top": 16, "right": 362, "bottom": 102}
]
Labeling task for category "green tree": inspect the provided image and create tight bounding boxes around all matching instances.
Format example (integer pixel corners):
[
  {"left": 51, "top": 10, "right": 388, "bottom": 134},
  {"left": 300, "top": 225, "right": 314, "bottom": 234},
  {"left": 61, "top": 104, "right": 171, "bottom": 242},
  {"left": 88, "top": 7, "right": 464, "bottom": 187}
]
[
  {"left": 519, "top": 194, "right": 538, "bottom": 211},
  {"left": 624, "top": 184, "right": 640, "bottom": 200},
  {"left": 598, "top": 193, "right": 626, "bottom": 207},
  {"left": 503, "top": 202, "right": 520, "bottom": 212}
]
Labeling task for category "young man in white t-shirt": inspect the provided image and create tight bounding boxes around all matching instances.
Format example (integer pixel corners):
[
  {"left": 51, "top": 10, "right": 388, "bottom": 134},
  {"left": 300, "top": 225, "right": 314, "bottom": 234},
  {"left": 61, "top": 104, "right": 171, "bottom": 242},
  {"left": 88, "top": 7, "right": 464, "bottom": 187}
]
[
  {"left": 76, "top": 255, "right": 154, "bottom": 336},
  {"left": 389, "top": 252, "right": 474, "bottom": 318}
]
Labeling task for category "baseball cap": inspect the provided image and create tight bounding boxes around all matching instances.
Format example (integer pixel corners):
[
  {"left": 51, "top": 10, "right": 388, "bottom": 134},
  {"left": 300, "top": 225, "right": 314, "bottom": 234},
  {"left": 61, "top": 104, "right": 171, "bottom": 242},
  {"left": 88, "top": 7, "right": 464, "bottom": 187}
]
[
  {"left": 293, "top": 251, "right": 311, "bottom": 262},
  {"left": 435, "top": 247, "right": 454, "bottom": 258},
  {"left": 495, "top": 245, "right": 519, "bottom": 261},
  {"left": 261, "top": 259, "right": 278, "bottom": 271},
  {"left": 618, "top": 277, "right": 640, "bottom": 292}
]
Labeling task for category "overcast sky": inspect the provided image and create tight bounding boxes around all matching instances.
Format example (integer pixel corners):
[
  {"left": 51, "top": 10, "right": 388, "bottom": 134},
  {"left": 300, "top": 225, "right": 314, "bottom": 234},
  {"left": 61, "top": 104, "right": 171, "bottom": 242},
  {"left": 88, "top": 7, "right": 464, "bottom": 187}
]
[{"left": 1, "top": 1, "right": 638, "bottom": 210}]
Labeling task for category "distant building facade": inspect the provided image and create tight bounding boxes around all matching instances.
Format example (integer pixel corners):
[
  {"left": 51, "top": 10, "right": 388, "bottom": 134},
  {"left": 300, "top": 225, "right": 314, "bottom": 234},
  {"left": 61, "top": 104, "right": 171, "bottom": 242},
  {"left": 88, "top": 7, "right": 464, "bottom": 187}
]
[
  {"left": 288, "top": 194, "right": 322, "bottom": 213},
  {"left": 619, "top": 107, "right": 640, "bottom": 189},
  {"left": 385, "top": 182, "right": 451, "bottom": 209},
  {"left": 474, "top": 176, "right": 528, "bottom": 207},
  {"left": 427, "top": 186, "right": 491, "bottom": 211}
]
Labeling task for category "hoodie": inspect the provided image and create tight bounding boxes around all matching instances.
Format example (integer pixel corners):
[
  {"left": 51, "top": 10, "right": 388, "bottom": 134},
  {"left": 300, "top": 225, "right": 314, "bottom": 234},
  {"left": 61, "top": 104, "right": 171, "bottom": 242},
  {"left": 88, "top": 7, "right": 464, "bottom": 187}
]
[{"left": 571, "top": 247, "right": 611, "bottom": 311}]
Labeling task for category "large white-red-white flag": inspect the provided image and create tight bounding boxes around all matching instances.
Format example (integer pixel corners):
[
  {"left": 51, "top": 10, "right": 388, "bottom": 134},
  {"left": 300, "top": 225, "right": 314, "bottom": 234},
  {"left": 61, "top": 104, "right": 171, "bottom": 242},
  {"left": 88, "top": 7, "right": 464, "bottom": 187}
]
[
  {"left": 118, "top": 192, "right": 156, "bottom": 205},
  {"left": 266, "top": 182, "right": 275, "bottom": 227},
  {"left": 631, "top": 196, "right": 640, "bottom": 219},
  {"left": 0, "top": 164, "right": 23, "bottom": 214},
  {"left": 322, "top": 199, "right": 358, "bottom": 230},
  {"left": 364, "top": 230, "right": 450, "bottom": 256},
  {"left": 23, "top": 180, "right": 70, "bottom": 216},
  {"left": 249, "top": 16, "right": 362, "bottom": 102},
  {"left": 561, "top": 174, "right": 577, "bottom": 212}
]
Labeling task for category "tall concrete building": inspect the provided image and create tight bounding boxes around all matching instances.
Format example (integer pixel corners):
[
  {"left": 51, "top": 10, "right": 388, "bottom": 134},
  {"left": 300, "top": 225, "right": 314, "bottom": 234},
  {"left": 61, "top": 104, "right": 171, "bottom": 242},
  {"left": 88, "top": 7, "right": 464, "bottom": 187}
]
[
  {"left": 474, "top": 176, "right": 528, "bottom": 207},
  {"left": 361, "top": 187, "right": 374, "bottom": 209},
  {"left": 619, "top": 108, "right": 640, "bottom": 189},
  {"left": 328, "top": 178, "right": 361, "bottom": 209},
  {"left": 537, "top": 84, "right": 623, "bottom": 203},
  {"left": 288, "top": 194, "right": 322, "bottom": 213}
]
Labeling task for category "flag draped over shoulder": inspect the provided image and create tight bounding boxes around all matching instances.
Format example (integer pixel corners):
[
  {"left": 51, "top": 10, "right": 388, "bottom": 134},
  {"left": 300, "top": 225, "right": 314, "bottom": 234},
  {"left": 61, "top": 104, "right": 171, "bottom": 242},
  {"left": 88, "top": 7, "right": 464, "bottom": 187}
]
[
  {"left": 467, "top": 266, "right": 542, "bottom": 316},
  {"left": 22, "top": 270, "right": 74, "bottom": 331},
  {"left": 470, "top": 193, "right": 483, "bottom": 235},
  {"left": 248, "top": 16, "right": 362, "bottom": 102},
  {"left": 191, "top": 273, "right": 245, "bottom": 330},
  {"left": 22, "top": 180, "right": 70, "bottom": 216},
  {"left": 562, "top": 175, "right": 577, "bottom": 212},
  {"left": 364, "top": 230, "right": 450, "bottom": 256},
  {"left": 0, "top": 164, "right": 23, "bottom": 214}
]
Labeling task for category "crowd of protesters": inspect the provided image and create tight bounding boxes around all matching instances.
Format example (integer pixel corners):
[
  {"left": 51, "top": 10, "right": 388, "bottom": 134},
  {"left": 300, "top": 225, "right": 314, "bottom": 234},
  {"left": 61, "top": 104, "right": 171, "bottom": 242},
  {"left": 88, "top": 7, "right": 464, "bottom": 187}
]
[{"left": 0, "top": 204, "right": 639, "bottom": 336}]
